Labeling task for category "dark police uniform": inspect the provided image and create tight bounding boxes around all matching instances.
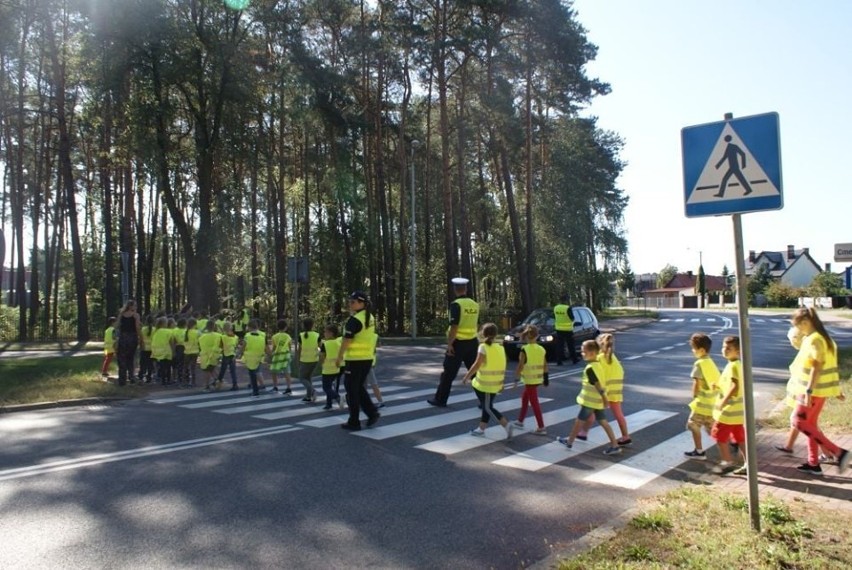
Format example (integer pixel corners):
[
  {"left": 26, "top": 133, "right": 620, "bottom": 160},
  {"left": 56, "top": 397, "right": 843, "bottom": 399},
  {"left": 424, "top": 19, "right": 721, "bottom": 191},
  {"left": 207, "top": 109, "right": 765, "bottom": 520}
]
[{"left": 428, "top": 278, "right": 479, "bottom": 407}]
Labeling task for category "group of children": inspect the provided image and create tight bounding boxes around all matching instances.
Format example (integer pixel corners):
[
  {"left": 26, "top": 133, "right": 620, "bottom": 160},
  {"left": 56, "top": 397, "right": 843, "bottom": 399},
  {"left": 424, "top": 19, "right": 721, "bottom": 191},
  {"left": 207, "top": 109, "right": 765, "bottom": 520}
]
[
  {"left": 102, "top": 312, "right": 385, "bottom": 409},
  {"left": 460, "top": 321, "right": 757, "bottom": 474}
]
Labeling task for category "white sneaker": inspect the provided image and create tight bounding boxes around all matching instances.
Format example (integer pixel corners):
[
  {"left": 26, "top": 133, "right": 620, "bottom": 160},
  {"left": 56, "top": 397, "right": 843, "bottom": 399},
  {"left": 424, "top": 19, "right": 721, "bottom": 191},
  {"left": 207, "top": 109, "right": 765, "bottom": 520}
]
[
  {"left": 512, "top": 420, "right": 524, "bottom": 429},
  {"left": 533, "top": 427, "right": 548, "bottom": 436},
  {"left": 505, "top": 423, "right": 514, "bottom": 440},
  {"left": 469, "top": 427, "right": 486, "bottom": 437}
]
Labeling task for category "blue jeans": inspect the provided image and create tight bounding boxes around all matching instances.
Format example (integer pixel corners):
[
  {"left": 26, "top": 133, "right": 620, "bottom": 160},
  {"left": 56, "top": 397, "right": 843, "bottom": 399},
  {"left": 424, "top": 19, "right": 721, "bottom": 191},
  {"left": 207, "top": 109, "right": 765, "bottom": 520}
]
[{"left": 322, "top": 372, "right": 341, "bottom": 406}]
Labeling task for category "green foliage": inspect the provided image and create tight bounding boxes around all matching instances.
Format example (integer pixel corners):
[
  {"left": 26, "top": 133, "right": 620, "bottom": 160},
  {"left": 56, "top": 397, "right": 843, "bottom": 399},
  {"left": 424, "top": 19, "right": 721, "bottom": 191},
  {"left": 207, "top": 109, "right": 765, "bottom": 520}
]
[
  {"left": 657, "top": 264, "right": 678, "bottom": 288},
  {"left": 696, "top": 264, "right": 706, "bottom": 296},
  {"left": 806, "top": 271, "right": 846, "bottom": 297},
  {"left": 746, "top": 264, "right": 773, "bottom": 303},
  {"left": 617, "top": 261, "right": 635, "bottom": 295},
  {"left": 631, "top": 512, "right": 673, "bottom": 532},
  {"left": 764, "top": 281, "right": 801, "bottom": 307}
]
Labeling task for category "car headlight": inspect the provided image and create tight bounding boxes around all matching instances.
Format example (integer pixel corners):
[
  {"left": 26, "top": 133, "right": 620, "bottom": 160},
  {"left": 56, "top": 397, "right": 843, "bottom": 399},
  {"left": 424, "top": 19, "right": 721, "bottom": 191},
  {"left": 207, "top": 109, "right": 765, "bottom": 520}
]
[
  {"left": 504, "top": 335, "right": 514, "bottom": 342},
  {"left": 541, "top": 335, "right": 554, "bottom": 342}
]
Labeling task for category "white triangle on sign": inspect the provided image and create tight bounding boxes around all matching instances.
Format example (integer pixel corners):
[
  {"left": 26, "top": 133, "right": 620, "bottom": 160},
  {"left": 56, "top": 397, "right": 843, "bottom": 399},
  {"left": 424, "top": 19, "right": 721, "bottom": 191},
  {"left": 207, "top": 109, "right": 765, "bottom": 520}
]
[{"left": 687, "top": 124, "right": 780, "bottom": 205}]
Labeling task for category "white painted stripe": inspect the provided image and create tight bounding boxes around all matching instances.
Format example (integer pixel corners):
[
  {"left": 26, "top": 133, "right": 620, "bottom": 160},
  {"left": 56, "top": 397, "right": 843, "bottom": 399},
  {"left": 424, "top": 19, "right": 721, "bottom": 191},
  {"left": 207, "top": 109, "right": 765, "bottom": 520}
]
[
  {"left": 253, "top": 388, "right": 434, "bottom": 421},
  {"left": 660, "top": 346, "right": 675, "bottom": 351},
  {"left": 0, "top": 426, "right": 301, "bottom": 482},
  {"left": 217, "top": 385, "right": 407, "bottom": 415},
  {"left": 753, "top": 318, "right": 765, "bottom": 323},
  {"left": 675, "top": 318, "right": 684, "bottom": 322},
  {"left": 181, "top": 385, "right": 404, "bottom": 409},
  {"left": 659, "top": 318, "right": 671, "bottom": 322},
  {"left": 354, "top": 396, "right": 545, "bottom": 440},
  {"left": 583, "top": 432, "right": 717, "bottom": 489},
  {"left": 492, "top": 409, "right": 677, "bottom": 471},
  {"left": 149, "top": 391, "right": 255, "bottom": 404},
  {"left": 705, "top": 318, "right": 717, "bottom": 322},
  {"left": 416, "top": 405, "right": 575, "bottom": 455},
  {"left": 643, "top": 350, "right": 659, "bottom": 356},
  {"left": 299, "top": 390, "right": 481, "bottom": 428},
  {"left": 690, "top": 318, "right": 700, "bottom": 322},
  {"left": 623, "top": 355, "right": 642, "bottom": 361}
]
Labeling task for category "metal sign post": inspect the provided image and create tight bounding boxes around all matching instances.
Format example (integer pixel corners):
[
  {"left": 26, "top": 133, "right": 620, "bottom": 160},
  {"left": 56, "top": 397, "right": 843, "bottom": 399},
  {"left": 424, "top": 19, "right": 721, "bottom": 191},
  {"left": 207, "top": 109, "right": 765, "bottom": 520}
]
[{"left": 681, "top": 111, "right": 785, "bottom": 532}]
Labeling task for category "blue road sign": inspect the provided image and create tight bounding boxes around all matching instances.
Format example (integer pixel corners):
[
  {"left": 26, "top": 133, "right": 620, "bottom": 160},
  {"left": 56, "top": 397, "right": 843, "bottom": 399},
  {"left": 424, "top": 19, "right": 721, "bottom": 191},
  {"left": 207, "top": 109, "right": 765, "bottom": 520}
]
[{"left": 682, "top": 112, "right": 783, "bottom": 217}]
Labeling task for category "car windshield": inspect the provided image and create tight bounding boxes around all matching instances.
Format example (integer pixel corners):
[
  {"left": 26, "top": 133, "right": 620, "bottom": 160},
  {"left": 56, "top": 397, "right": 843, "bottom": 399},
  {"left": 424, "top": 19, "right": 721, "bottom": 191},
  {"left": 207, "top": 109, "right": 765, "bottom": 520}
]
[{"left": 522, "top": 310, "right": 553, "bottom": 326}]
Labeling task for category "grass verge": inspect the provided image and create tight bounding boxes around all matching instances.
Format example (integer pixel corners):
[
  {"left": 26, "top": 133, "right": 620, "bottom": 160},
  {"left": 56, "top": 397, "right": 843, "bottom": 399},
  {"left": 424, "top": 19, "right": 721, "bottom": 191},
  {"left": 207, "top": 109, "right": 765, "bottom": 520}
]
[
  {"left": 559, "top": 486, "right": 852, "bottom": 569},
  {"left": 599, "top": 308, "right": 659, "bottom": 320},
  {"left": 0, "top": 355, "right": 149, "bottom": 407}
]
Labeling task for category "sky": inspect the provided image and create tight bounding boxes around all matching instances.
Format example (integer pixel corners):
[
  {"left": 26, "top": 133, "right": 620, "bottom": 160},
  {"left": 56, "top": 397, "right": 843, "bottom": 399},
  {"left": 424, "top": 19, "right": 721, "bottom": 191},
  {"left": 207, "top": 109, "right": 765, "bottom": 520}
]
[
  {"left": 3, "top": 2, "right": 851, "bottom": 280},
  {"left": 572, "top": 0, "right": 852, "bottom": 276}
]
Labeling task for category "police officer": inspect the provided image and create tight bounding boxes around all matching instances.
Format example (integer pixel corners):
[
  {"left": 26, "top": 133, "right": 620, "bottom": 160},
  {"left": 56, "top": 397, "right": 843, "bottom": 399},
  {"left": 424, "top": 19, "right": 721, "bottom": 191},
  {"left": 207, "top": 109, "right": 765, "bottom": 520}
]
[
  {"left": 336, "top": 290, "right": 380, "bottom": 430},
  {"left": 554, "top": 296, "right": 579, "bottom": 365},
  {"left": 427, "top": 277, "right": 480, "bottom": 407}
]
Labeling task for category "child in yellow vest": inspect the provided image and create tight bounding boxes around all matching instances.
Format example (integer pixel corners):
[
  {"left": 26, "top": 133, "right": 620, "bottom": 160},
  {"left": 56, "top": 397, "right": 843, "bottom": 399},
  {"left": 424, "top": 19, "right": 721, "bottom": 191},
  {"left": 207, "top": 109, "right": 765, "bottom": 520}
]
[
  {"left": 183, "top": 317, "right": 200, "bottom": 388},
  {"left": 577, "top": 333, "right": 631, "bottom": 445},
  {"left": 173, "top": 317, "right": 187, "bottom": 386},
  {"left": 151, "top": 317, "right": 175, "bottom": 385},
  {"left": 684, "top": 333, "right": 721, "bottom": 460},
  {"left": 241, "top": 319, "right": 269, "bottom": 397},
  {"left": 462, "top": 323, "right": 513, "bottom": 439},
  {"left": 216, "top": 322, "right": 239, "bottom": 390},
  {"left": 557, "top": 339, "right": 621, "bottom": 455},
  {"left": 318, "top": 325, "right": 344, "bottom": 410},
  {"left": 199, "top": 320, "right": 224, "bottom": 391},
  {"left": 101, "top": 317, "right": 118, "bottom": 379},
  {"left": 512, "top": 325, "right": 549, "bottom": 435},
  {"left": 711, "top": 336, "right": 747, "bottom": 475},
  {"left": 269, "top": 319, "right": 294, "bottom": 394},
  {"left": 296, "top": 318, "right": 320, "bottom": 402},
  {"left": 139, "top": 315, "right": 155, "bottom": 383}
]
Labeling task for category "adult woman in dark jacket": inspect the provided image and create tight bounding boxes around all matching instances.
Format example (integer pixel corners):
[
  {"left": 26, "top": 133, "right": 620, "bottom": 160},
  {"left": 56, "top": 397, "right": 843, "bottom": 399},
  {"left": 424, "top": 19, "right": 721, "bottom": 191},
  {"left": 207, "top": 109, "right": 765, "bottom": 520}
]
[{"left": 116, "top": 299, "right": 142, "bottom": 386}]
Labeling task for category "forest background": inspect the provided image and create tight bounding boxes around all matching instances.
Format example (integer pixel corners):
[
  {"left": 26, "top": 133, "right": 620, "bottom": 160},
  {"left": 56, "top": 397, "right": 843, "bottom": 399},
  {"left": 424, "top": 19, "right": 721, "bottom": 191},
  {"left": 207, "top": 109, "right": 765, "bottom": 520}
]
[{"left": 0, "top": 0, "right": 628, "bottom": 342}]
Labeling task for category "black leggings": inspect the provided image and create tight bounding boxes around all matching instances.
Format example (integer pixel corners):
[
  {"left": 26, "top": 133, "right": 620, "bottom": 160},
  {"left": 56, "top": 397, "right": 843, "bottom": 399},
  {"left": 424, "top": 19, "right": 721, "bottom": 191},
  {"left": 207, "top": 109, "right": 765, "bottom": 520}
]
[
  {"left": 474, "top": 388, "right": 503, "bottom": 424},
  {"left": 343, "top": 360, "right": 377, "bottom": 426}
]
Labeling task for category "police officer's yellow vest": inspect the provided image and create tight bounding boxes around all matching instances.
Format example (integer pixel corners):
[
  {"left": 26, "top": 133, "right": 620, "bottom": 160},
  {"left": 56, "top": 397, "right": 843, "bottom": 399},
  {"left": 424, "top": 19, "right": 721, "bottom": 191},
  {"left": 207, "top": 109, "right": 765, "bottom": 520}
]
[
  {"left": 472, "top": 342, "right": 506, "bottom": 394},
  {"left": 151, "top": 328, "right": 173, "bottom": 361},
  {"left": 345, "top": 311, "right": 375, "bottom": 361},
  {"left": 576, "top": 361, "right": 607, "bottom": 410},
  {"left": 452, "top": 297, "right": 479, "bottom": 340},
  {"left": 322, "top": 337, "right": 343, "bottom": 374},
  {"left": 689, "top": 356, "right": 720, "bottom": 416},
  {"left": 184, "top": 328, "right": 200, "bottom": 355},
  {"left": 786, "top": 332, "right": 840, "bottom": 403},
  {"left": 299, "top": 331, "right": 320, "bottom": 363},
  {"left": 713, "top": 360, "right": 744, "bottom": 425},
  {"left": 520, "top": 344, "right": 546, "bottom": 385},
  {"left": 242, "top": 331, "right": 267, "bottom": 370},
  {"left": 221, "top": 334, "right": 238, "bottom": 357},
  {"left": 553, "top": 304, "right": 574, "bottom": 332},
  {"left": 599, "top": 353, "right": 625, "bottom": 403}
]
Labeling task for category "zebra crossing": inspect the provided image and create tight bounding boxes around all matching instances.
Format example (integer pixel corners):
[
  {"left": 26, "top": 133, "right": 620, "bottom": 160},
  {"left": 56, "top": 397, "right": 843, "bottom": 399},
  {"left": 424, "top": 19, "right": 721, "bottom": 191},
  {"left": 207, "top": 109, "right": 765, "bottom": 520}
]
[
  {"left": 658, "top": 317, "right": 786, "bottom": 324},
  {"left": 147, "top": 382, "right": 706, "bottom": 490}
]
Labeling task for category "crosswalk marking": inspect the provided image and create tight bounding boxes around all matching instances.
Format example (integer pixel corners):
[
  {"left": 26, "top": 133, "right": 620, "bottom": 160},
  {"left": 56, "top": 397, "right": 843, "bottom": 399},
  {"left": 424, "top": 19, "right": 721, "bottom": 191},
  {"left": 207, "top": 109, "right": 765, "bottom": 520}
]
[
  {"left": 353, "top": 396, "right": 546, "bottom": 441},
  {"left": 298, "top": 390, "right": 482, "bottom": 428},
  {"left": 492, "top": 409, "right": 677, "bottom": 472},
  {"left": 690, "top": 318, "right": 700, "bottom": 322},
  {"left": 416, "top": 405, "right": 576, "bottom": 455},
  {"left": 215, "top": 385, "right": 407, "bottom": 415},
  {"left": 252, "top": 387, "right": 433, "bottom": 421},
  {"left": 583, "top": 431, "right": 716, "bottom": 489}
]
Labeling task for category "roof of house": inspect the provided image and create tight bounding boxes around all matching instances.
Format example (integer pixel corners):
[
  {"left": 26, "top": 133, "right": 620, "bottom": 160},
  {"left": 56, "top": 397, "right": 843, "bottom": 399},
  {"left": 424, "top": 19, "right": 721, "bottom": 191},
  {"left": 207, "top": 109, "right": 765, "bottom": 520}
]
[
  {"left": 663, "top": 273, "right": 727, "bottom": 291},
  {"left": 746, "top": 248, "right": 822, "bottom": 278}
]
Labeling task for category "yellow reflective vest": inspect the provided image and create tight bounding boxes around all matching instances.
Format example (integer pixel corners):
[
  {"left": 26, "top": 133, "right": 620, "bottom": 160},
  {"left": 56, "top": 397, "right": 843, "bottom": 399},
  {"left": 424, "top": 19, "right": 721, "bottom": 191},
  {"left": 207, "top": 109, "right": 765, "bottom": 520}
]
[
  {"left": 598, "top": 353, "right": 625, "bottom": 403},
  {"left": 472, "top": 342, "right": 506, "bottom": 394},
  {"left": 451, "top": 297, "right": 480, "bottom": 341},
  {"left": 242, "top": 331, "right": 267, "bottom": 370},
  {"left": 151, "top": 328, "right": 173, "bottom": 361},
  {"left": 199, "top": 331, "right": 223, "bottom": 368},
  {"left": 345, "top": 311, "right": 375, "bottom": 361},
  {"left": 321, "top": 337, "right": 343, "bottom": 375},
  {"left": 299, "top": 331, "right": 320, "bottom": 363},
  {"left": 713, "top": 360, "right": 744, "bottom": 425},
  {"left": 553, "top": 304, "right": 574, "bottom": 332},
  {"left": 785, "top": 332, "right": 840, "bottom": 404},
  {"left": 520, "top": 344, "right": 546, "bottom": 385},
  {"left": 576, "top": 361, "right": 606, "bottom": 410},
  {"left": 689, "top": 356, "right": 720, "bottom": 416}
]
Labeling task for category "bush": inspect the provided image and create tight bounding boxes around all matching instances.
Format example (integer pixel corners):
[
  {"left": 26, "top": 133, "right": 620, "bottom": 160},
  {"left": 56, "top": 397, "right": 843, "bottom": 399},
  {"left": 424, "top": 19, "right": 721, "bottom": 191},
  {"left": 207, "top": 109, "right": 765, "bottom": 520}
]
[{"left": 765, "top": 281, "right": 801, "bottom": 308}]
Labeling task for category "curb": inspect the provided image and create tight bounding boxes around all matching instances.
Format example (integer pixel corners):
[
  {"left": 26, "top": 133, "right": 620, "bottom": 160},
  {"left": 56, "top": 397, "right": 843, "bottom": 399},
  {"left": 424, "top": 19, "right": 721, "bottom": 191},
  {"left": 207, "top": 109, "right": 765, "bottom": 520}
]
[{"left": 0, "top": 396, "right": 131, "bottom": 414}]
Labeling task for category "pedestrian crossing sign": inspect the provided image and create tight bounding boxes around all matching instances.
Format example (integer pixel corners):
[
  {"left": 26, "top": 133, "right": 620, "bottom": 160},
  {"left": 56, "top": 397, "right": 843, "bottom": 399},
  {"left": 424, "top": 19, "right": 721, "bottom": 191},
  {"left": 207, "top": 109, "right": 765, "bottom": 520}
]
[{"left": 681, "top": 112, "right": 783, "bottom": 218}]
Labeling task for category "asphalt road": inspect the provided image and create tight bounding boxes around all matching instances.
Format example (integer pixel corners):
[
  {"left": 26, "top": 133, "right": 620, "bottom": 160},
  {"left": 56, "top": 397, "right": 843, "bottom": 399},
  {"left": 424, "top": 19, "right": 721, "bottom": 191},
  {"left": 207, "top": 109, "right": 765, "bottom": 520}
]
[{"left": 1, "top": 310, "right": 849, "bottom": 569}]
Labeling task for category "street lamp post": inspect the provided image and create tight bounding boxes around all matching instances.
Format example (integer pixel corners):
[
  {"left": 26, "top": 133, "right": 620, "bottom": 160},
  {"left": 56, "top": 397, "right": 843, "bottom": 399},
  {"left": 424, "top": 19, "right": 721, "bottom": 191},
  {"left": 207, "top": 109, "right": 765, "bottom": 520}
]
[{"left": 410, "top": 140, "right": 420, "bottom": 339}]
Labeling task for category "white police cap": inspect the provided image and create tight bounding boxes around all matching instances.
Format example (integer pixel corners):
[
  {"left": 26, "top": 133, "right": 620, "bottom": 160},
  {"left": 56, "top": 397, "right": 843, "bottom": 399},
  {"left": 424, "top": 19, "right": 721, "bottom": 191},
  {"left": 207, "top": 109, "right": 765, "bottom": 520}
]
[{"left": 451, "top": 277, "right": 470, "bottom": 286}]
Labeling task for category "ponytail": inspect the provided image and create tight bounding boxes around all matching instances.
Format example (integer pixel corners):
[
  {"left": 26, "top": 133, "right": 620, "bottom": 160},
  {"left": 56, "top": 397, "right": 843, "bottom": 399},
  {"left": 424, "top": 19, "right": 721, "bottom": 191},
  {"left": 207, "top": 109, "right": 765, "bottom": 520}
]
[
  {"left": 793, "top": 307, "right": 835, "bottom": 355},
  {"left": 597, "top": 333, "right": 614, "bottom": 364}
]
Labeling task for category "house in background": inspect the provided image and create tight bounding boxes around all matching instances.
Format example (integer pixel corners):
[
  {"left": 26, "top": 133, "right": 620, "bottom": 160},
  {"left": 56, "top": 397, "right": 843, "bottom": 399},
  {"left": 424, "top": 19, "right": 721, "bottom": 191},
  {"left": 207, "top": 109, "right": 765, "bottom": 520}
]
[
  {"left": 642, "top": 271, "right": 728, "bottom": 308},
  {"left": 745, "top": 245, "right": 822, "bottom": 288}
]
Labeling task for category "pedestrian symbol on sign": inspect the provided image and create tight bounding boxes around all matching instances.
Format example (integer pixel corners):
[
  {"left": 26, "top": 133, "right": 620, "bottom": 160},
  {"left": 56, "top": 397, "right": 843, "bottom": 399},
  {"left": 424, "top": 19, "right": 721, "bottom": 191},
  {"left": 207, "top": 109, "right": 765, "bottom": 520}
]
[{"left": 714, "top": 135, "right": 753, "bottom": 198}]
